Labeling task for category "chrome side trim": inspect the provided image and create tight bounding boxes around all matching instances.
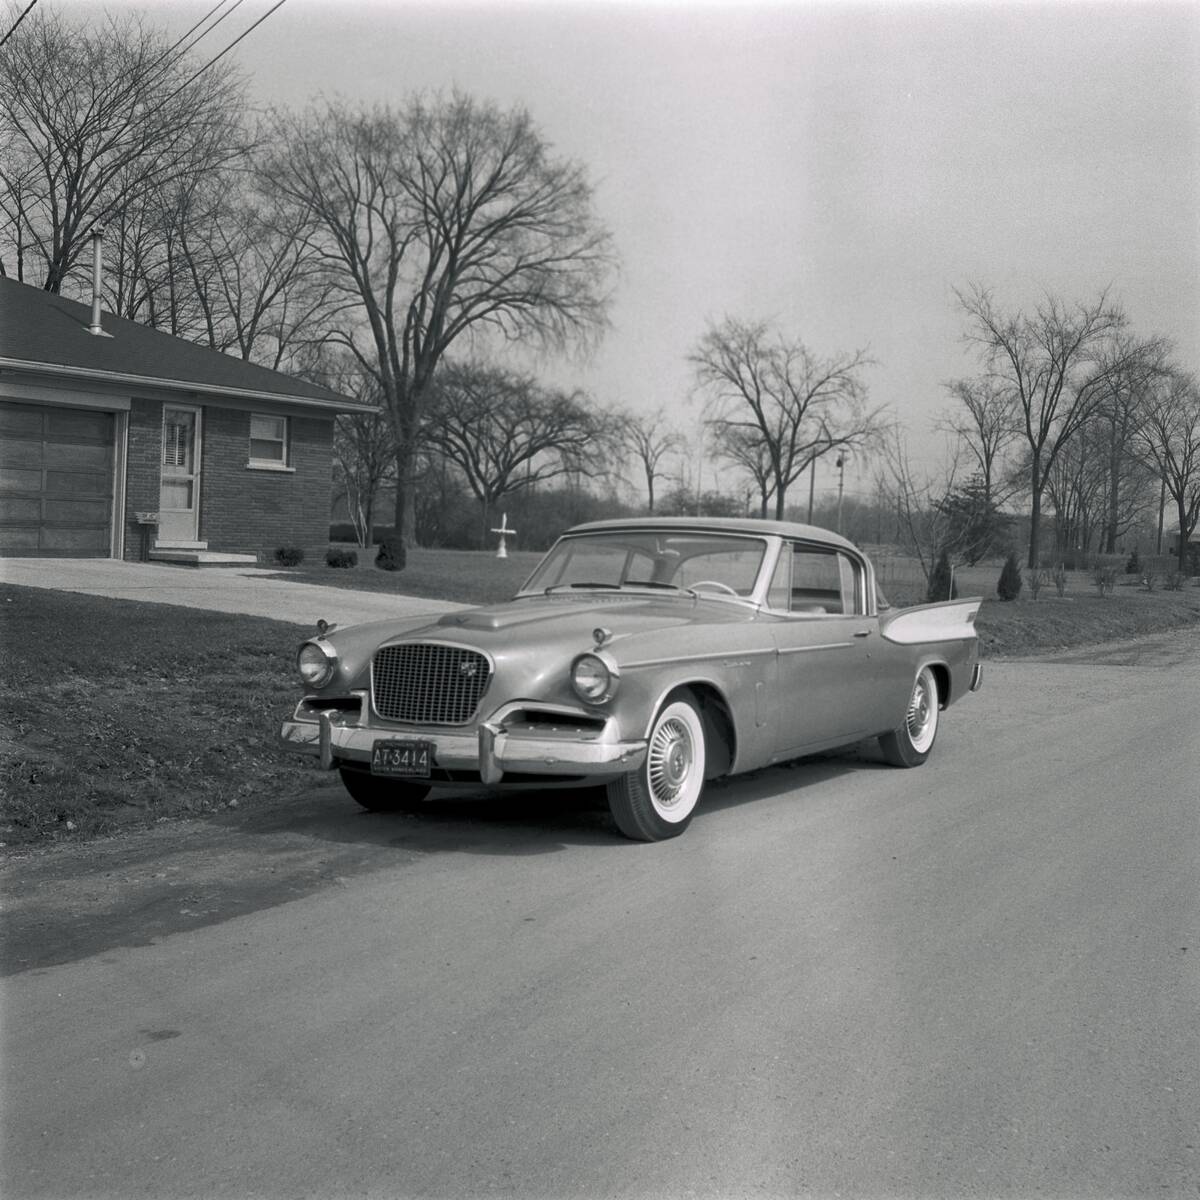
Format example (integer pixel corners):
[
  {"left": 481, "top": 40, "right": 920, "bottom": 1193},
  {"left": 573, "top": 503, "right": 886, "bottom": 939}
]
[
  {"left": 624, "top": 647, "right": 776, "bottom": 670},
  {"left": 776, "top": 641, "right": 854, "bottom": 655}
]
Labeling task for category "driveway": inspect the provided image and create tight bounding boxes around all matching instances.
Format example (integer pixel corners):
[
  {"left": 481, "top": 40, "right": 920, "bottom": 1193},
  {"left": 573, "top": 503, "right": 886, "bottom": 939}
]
[{"left": 0, "top": 557, "right": 466, "bottom": 627}]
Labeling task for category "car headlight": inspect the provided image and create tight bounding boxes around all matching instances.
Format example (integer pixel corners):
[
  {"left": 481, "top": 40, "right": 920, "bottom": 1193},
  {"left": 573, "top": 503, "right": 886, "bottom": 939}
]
[
  {"left": 297, "top": 640, "right": 338, "bottom": 689},
  {"left": 571, "top": 652, "right": 619, "bottom": 705}
]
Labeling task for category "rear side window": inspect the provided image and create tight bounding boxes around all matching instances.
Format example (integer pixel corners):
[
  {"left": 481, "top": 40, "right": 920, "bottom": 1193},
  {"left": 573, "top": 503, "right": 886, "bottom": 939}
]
[{"left": 773, "top": 545, "right": 865, "bottom": 615}]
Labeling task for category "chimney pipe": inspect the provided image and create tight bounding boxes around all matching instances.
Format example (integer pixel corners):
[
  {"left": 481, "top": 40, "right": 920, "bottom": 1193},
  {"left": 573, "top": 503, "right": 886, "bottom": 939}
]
[{"left": 88, "top": 226, "right": 105, "bottom": 336}]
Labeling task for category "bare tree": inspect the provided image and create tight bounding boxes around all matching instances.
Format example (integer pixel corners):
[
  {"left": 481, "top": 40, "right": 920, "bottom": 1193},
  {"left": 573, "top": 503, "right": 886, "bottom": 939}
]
[
  {"left": 261, "top": 94, "right": 615, "bottom": 548},
  {"left": 1043, "top": 431, "right": 1107, "bottom": 566},
  {"left": 690, "top": 317, "right": 881, "bottom": 520},
  {"left": 422, "top": 361, "right": 604, "bottom": 546},
  {"left": 711, "top": 424, "right": 776, "bottom": 518},
  {"left": 333, "top": 409, "right": 397, "bottom": 549},
  {"left": 1135, "top": 369, "right": 1200, "bottom": 574},
  {"left": 0, "top": 6, "right": 247, "bottom": 292},
  {"left": 616, "top": 409, "right": 684, "bottom": 514},
  {"left": 1092, "top": 335, "right": 1171, "bottom": 553},
  {"left": 956, "top": 285, "right": 1149, "bottom": 568},
  {"left": 879, "top": 430, "right": 968, "bottom": 587},
  {"left": 938, "top": 377, "right": 1019, "bottom": 510}
]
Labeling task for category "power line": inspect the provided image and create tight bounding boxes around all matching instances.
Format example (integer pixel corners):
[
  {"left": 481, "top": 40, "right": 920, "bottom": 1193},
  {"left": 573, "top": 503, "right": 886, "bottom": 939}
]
[
  {"left": 170, "top": 0, "right": 289, "bottom": 98},
  {"left": 141, "top": 0, "right": 250, "bottom": 90},
  {"left": 0, "top": 0, "right": 38, "bottom": 49}
]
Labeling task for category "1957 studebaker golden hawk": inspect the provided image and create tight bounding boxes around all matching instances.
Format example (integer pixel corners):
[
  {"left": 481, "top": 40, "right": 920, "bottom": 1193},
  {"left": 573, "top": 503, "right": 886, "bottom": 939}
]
[{"left": 281, "top": 518, "right": 983, "bottom": 841}]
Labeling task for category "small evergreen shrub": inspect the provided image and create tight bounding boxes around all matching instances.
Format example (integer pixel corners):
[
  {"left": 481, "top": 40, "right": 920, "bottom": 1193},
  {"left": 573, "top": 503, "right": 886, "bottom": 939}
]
[
  {"left": 273, "top": 546, "right": 305, "bottom": 567},
  {"left": 997, "top": 552, "right": 1022, "bottom": 601},
  {"left": 326, "top": 548, "right": 358, "bottom": 569},
  {"left": 925, "top": 549, "right": 958, "bottom": 603},
  {"left": 1125, "top": 548, "right": 1141, "bottom": 575},
  {"left": 375, "top": 536, "right": 406, "bottom": 572}
]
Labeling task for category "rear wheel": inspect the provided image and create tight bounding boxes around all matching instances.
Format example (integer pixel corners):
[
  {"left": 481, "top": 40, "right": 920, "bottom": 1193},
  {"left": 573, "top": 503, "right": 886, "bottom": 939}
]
[
  {"left": 339, "top": 765, "right": 432, "bottom": 813},
  {"left": 607, "top": 693, "right": 706, "bottom": 841},
  {"left": 879, "top": 665, "right": 939, "bottom": 767}
]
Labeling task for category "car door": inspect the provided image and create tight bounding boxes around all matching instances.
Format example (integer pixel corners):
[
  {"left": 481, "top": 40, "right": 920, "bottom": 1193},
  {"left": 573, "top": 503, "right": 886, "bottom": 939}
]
[{"left": 768, "top": 542, "right": 880, "bottom": 756}]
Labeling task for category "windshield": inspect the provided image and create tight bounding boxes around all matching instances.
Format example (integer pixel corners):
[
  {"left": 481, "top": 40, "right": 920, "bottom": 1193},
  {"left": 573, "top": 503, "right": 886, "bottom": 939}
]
[{"left": 521, "top": 530, "right": 769, "bottom": 599}]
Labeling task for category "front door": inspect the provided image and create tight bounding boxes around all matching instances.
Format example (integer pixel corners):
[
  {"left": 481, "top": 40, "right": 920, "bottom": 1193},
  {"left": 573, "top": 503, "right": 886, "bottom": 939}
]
[
  {"left": 158, "top": 406, "right": 201, "bottom": 545},
  {"left": 770, "top": 543, "right": 880, "bottom": 756}
]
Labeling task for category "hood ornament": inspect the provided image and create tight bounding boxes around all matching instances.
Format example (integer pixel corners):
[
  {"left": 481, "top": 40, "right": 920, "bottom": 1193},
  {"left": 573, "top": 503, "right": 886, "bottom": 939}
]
[
  {"left": 316, "top": 618, "right": 338, "bottom": 639},
  {"left": 593, "top": 626, "right": 612, "bottom": 646}
]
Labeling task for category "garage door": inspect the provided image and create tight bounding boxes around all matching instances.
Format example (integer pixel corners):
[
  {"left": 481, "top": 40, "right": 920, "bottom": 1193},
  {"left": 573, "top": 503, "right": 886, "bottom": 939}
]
[{"left": 0, "top": 403, "right": 116, "bottom": 556}]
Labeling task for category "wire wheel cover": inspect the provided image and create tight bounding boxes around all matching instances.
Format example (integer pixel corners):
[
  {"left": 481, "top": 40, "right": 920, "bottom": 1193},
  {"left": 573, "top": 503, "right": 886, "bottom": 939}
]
[
  {"left": 647, "top": 715, "right": 696, "bottom": 812},
  {"left": 905, "top": 670, "right": 938, "bottom": 753}
]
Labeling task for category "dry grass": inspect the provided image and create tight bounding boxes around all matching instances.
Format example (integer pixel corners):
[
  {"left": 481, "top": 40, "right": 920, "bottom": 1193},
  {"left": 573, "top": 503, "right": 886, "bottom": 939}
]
[{"left": 0, "top": 588, "right": 315, "bottom": 845}]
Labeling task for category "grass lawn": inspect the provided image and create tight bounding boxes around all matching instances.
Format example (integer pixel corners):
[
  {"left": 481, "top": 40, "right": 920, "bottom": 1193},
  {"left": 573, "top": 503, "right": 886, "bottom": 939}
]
[
  {"left": 0, "top": 587, "right": 316, "bottom": 845},
  {"left": 3, "top": 558, "right": 1198, "bottom": 846}
]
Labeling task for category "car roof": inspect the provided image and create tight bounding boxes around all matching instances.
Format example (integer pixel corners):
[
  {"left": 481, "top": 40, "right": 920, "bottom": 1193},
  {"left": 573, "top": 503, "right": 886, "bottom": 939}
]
[{"left": 564, "top": 516, "right": 862, "bottom": 555}]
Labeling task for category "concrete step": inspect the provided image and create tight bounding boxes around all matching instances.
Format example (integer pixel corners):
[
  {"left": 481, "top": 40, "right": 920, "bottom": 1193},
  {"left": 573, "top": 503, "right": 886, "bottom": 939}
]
[{"left": 147, "top": 549, "right": 261, "bottom": 567}]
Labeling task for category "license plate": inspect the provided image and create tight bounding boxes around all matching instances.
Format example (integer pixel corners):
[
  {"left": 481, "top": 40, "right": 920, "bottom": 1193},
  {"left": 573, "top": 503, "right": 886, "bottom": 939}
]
[{"left": 371, "top": 740, "right": 433, "bottom": 778}]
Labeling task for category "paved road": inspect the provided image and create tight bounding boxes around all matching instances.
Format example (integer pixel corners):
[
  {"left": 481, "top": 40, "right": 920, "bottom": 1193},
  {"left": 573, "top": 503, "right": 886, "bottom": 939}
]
[{"left": 4, "top": 637, "right": 1199, "bottom": 1199}]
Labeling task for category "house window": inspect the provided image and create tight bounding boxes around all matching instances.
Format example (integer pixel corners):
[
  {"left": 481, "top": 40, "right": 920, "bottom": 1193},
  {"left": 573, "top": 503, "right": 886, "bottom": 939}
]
[{"left": 249, "top": 414, "right": 289, "bottom": 467}]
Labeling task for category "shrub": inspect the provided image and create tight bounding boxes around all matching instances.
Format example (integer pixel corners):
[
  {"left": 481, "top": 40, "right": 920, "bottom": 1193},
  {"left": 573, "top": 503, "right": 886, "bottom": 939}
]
[
  {"left": 1140, "top": 568, "right": 1157, "bottom": 592},
  {"left": 1092, "top": 565, "right": 1117, "bottom": 597},
  {"left": 1165, "top": 570, "right": 1184, "bottom": 592},
  {"left": 925, "top": 549, "right": 958, "bottom": 603},
  {"left": 273, "top": 546, "right": 305, "bottom": 567},
  {"left": 1027, "top": 568, "right": 1048, "bottom": 600},
  {"left": 1052, "top": 563, "right": 1068, "bottom": 598},
  {"left": 375, "top": 536, "right": 406, "bottom": 572},
  {"left": 997, "top": 552, "right": 1023, "bottom": 601},
  {"left": 1125, "top": 548, "right": 1141, "bottom": 575},
  {"left": 326, "top": 548, "right": 358, "bottom": 569}
]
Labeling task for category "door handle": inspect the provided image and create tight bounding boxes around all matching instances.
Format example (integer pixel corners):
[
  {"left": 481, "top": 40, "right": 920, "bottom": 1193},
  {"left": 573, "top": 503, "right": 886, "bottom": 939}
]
[{"left": 853, "top": 629, "right": 872, "bottom": 638}]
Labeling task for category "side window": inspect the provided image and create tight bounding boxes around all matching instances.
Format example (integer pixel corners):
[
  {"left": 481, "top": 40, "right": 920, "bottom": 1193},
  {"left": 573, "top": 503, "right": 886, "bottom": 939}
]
[{"left": 784, "top": 548, "right": 865, "bottom": 615}]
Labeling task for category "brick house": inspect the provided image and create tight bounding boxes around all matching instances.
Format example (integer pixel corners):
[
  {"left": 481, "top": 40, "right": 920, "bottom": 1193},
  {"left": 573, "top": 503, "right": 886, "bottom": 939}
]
[{"left": 0, "top": 276, "right": 372, "bottom": 562}]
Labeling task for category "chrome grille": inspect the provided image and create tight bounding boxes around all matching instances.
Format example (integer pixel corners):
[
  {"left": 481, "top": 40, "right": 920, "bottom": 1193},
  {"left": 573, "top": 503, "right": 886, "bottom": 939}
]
[{"left": 372, "top": 643, "right": 491, "bottom": 725}]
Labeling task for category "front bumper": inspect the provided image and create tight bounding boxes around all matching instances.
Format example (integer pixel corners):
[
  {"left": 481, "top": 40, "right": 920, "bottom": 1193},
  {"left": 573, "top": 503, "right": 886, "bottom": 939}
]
[{"left": 280, "top": 697, "right": 647, "bottom": 786}]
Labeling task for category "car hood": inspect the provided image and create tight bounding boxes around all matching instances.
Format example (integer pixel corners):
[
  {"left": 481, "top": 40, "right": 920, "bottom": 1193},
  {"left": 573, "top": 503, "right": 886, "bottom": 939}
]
[
  {"left": 304, "top": 592, "right": 757, "bottom": 697},
  {"left": 425, "top": 592, "right": 754, "bottom": 642},
  {"left": 432, "top": 590, "right": 748, "bottom": 638}
]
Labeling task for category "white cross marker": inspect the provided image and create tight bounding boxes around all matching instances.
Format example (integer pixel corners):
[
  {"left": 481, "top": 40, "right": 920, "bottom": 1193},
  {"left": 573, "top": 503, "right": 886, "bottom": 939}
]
[{"left": 491, "top": 512, "right": 516, "bottom": 558}]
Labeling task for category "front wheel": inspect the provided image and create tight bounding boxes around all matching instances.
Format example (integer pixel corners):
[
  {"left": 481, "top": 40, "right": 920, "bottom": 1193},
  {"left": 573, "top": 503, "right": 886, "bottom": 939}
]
[
  {"left": 339, "top": 765, "right": 432, "bottom": 813},
  {"left": 879, "top": 665, "right": 939, "bottom": 767},
  {"left": 606, "top": 694, "right": 706, "bottom": 841}
]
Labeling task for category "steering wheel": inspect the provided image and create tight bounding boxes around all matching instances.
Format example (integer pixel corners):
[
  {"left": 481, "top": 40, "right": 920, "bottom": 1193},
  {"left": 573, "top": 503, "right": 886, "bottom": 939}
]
[{"left": 689, "top": 580, "right": 738, "bottom": 596}]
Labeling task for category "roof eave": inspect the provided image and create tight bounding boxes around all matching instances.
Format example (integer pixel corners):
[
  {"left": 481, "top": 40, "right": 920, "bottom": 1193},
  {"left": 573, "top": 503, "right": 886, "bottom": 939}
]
[{"left": 0, "top": 356, "right": 378, "bottom": 414}]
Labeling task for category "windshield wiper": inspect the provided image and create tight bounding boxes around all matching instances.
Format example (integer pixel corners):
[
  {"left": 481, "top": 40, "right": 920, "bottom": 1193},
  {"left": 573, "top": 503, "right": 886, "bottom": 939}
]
[
  {"left": 543, "top": 582, "right": 623, "bottom": 593},
  {"left": 623, "top": 580, "right": 683, "bottom": 591}
]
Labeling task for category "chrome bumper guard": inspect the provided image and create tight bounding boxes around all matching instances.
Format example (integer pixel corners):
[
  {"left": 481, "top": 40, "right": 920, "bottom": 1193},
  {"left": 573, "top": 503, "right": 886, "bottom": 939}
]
[
  {"left": 969, "top": 662, "right": 984, "bottom": 692},
  {"left": 279, "top": 700, "right": 647, "bottom": 784}
]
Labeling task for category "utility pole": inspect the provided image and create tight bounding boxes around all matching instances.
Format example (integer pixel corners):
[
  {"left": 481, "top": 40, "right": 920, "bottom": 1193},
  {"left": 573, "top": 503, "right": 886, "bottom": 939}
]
[{"left": 836, "top": 454, "right": 846, "bottom": 534}]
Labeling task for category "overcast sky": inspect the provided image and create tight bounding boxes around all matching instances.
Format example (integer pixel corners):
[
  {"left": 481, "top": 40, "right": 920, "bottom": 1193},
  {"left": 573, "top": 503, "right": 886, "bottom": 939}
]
[{"left": 101, "top": 0, "right": 1200, "bottom": 504}]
